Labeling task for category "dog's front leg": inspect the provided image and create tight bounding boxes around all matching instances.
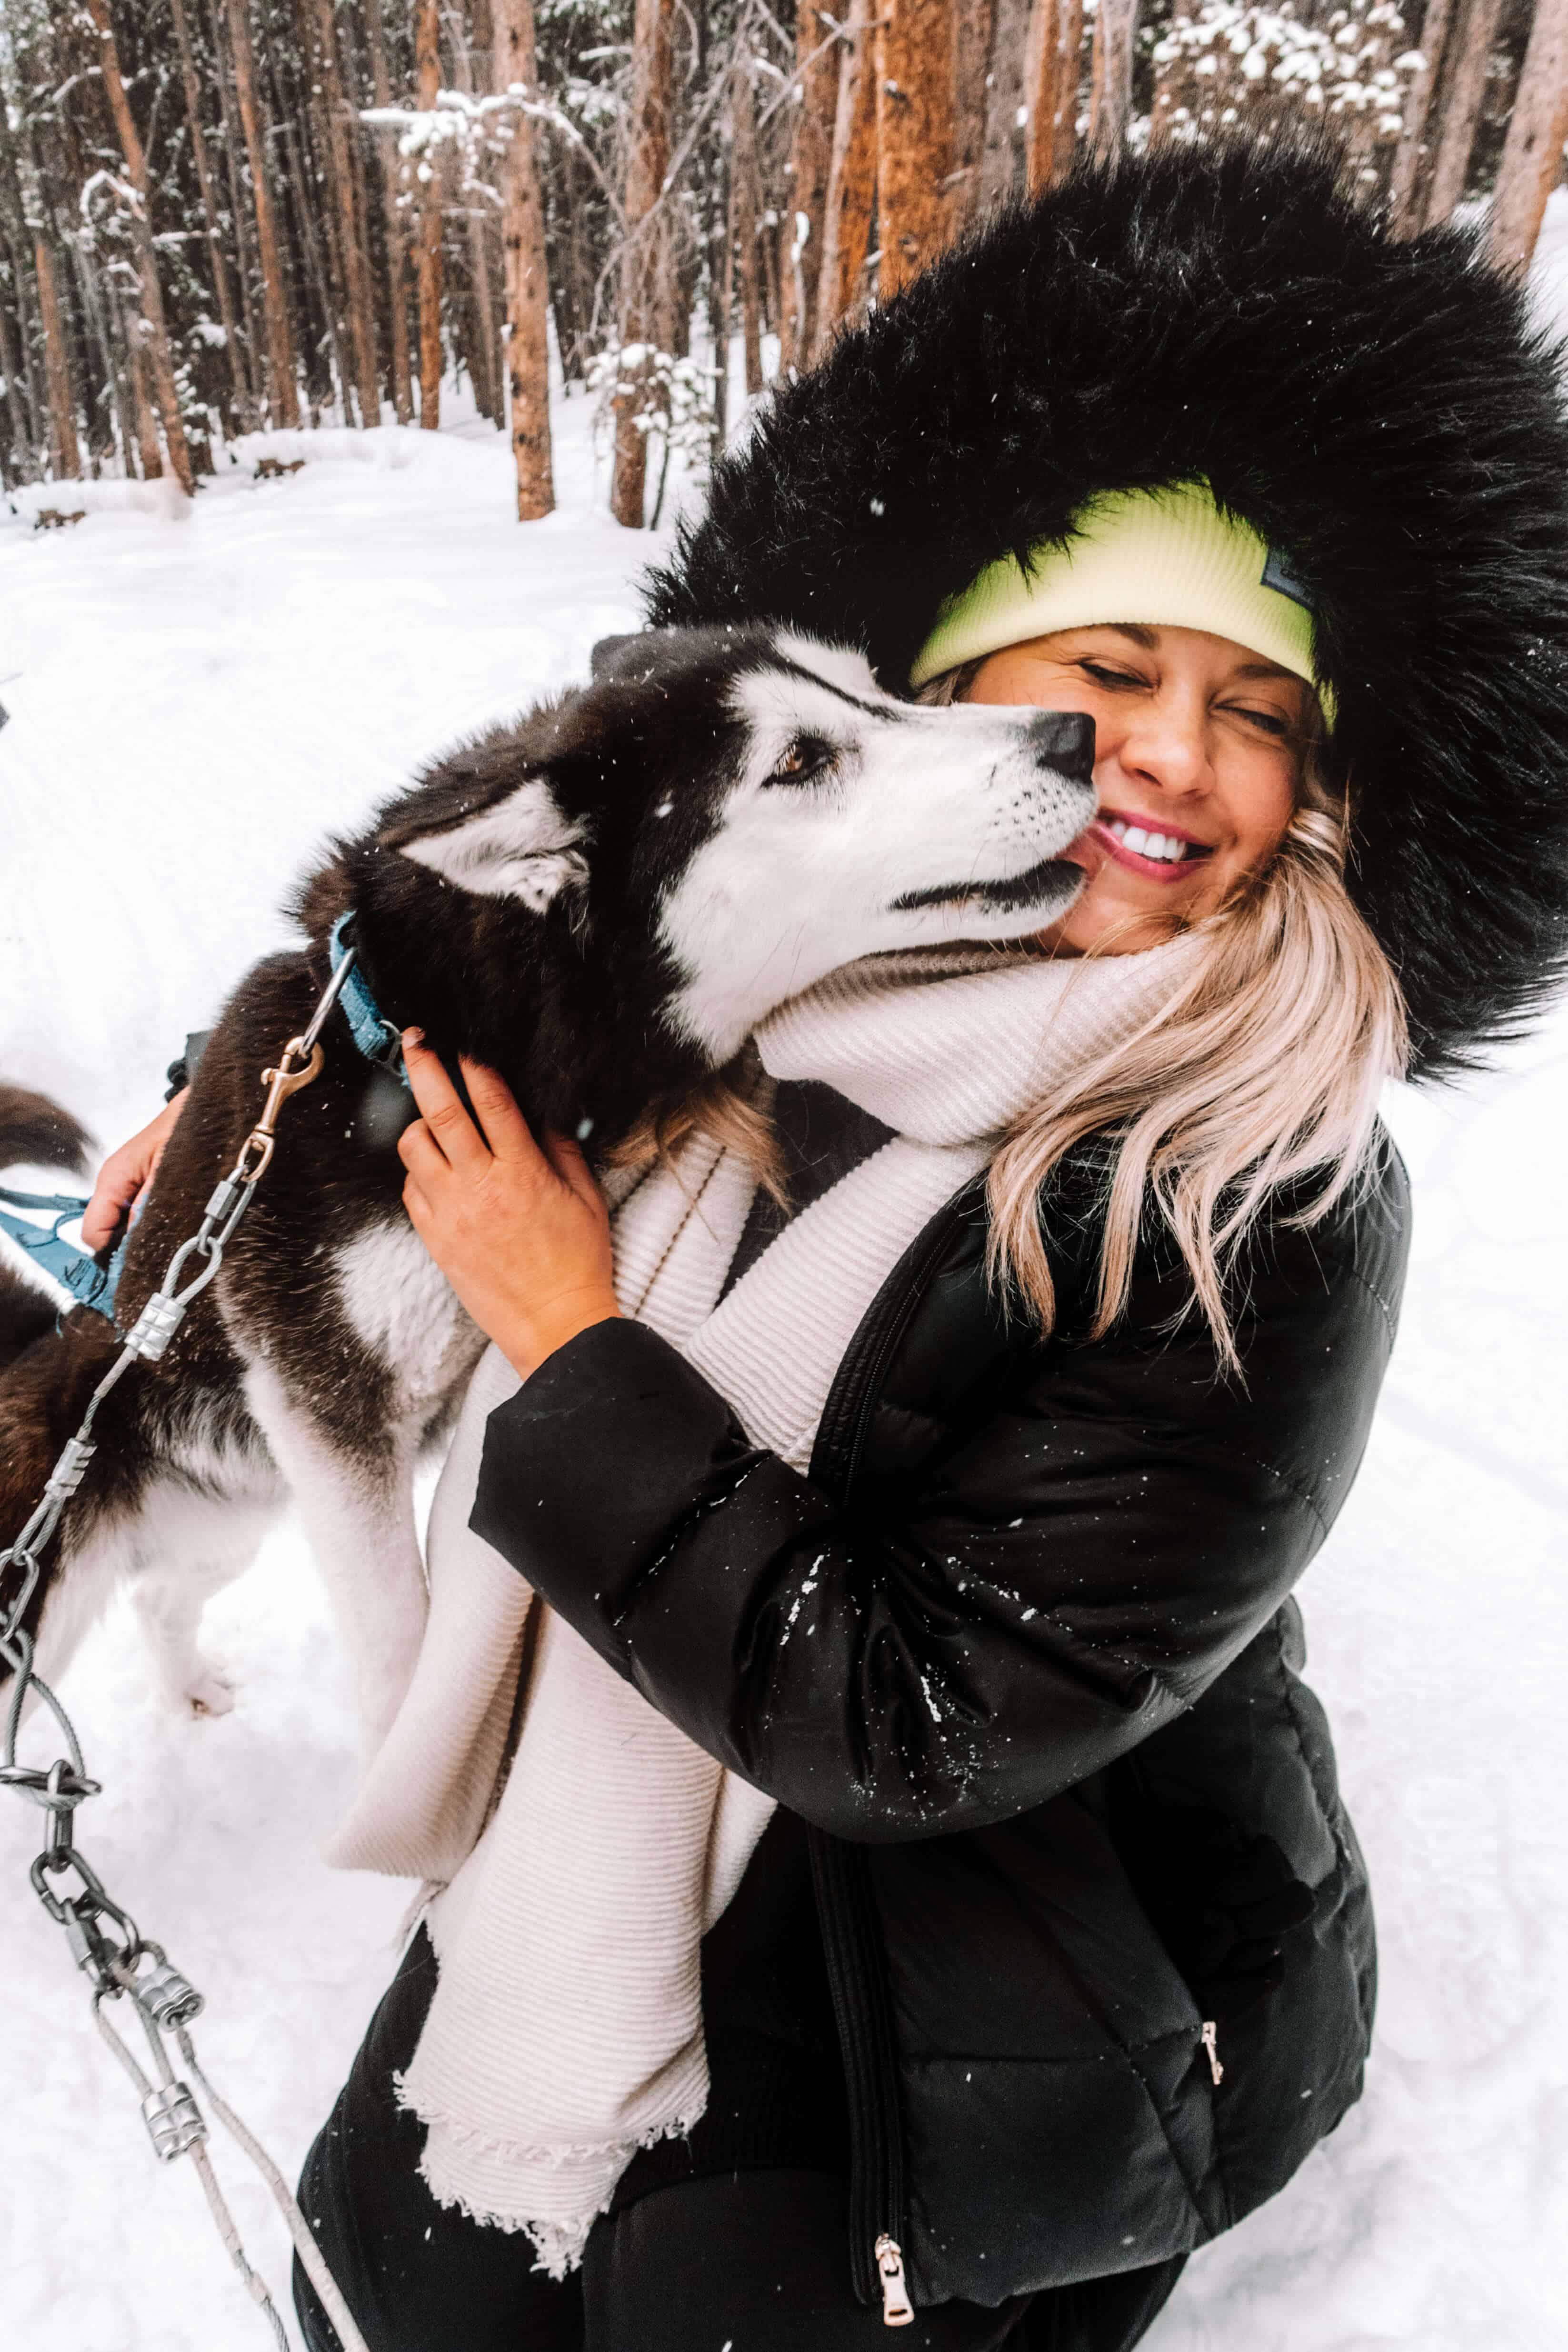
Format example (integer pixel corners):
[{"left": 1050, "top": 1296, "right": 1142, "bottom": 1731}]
[{"left": 243, "top": 1361, "right": 429, "bottom": 1761}]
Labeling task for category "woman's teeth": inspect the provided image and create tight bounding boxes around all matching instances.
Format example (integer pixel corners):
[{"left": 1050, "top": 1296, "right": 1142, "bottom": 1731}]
[{"left": 1105, "top": 818, "right": 1208, "bottom": 864}]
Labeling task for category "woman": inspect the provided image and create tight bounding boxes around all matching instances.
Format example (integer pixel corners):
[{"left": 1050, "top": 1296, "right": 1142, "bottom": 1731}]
[{"left": 90, "top": 140, "right": 1568, "bottom": 2349}]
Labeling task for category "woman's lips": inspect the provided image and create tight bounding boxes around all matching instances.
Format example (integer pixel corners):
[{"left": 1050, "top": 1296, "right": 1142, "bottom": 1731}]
[{"left": 1068, "top": 814, "right": 1218, "bottom": 886}]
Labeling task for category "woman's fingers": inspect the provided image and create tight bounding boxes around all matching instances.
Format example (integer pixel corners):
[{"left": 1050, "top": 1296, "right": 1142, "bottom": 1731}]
[
  {"left": 459, "top": 1057, "right": 544, "bottom": 1167},
  {"left": 541, "top": 1129, "right": 603, "bottom": 1210},
  {"left": 401, "top": 1032, "right": 490, "bottom": 1171},
  {"left": 397, "top": 1117, "right": 451, "bottom": 1190},
  {"left": 81, "top": 1091, "right": 187, "bottom": 1250}
]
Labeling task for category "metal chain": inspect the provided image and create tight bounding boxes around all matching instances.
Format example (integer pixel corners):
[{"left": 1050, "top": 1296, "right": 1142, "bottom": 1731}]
[{"left": 0, "top": 947, "right": 372, "bottom": 2352}]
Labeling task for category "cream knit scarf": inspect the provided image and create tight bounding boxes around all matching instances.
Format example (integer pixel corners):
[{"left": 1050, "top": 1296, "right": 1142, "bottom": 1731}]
[{"left": 326, "top": 935, "right": 1193, "bottom": 2275}]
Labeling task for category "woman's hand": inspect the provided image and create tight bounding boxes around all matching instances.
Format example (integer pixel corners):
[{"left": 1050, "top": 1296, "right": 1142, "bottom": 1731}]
[
  {"left": 397, "top": 1032, "right": 620, "bottom": 1382},
  {"left": 81, "top": 1089, "right": 188, "bottom": 1251}
]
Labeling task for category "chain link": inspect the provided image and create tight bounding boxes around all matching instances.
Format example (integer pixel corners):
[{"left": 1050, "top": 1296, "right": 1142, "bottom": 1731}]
[{"left": 0, "top": 964, "right": 371, "bottom": 2352}]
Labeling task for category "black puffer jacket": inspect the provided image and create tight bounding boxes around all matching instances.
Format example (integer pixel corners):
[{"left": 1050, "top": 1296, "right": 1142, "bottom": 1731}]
[{"left": 469, "top": 1135, "right": 1409, "bottom": 2313}]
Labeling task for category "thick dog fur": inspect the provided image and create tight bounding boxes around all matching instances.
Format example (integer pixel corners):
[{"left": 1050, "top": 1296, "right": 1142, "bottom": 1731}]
[
  {"left": 646, "top": 137, "right": 1568, "bottom": 1080},
  {"left": 0, "top": 626, "right": 1095, "bottom": 1744}
]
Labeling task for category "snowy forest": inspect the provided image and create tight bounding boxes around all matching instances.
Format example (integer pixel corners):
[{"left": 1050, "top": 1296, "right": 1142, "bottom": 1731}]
[{"left": 2, "top": 0, "right": 1568, "bottom": 523}]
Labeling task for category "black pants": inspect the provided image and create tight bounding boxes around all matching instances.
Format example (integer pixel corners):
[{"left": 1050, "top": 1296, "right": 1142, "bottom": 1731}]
[{"left": 294, "top": 1936, "right": 1186, "bottom": 2352}]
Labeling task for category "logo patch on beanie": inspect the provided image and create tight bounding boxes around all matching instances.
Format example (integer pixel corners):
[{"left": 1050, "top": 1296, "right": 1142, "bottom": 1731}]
[{"left": 1261, "top": 547, "right": 1311, "bottom": 611}]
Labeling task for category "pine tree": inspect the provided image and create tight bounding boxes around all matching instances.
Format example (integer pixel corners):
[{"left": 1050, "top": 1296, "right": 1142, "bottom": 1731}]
[
  {"left": 1088, "top": 0, "right": 1136, "bottom": 158},
  {"left": 307, "top": 0, "right": 381, "bottom": 427},
  {"left": 82, "top": 0, "right": 197, "bottom": 492},
  {"left": 611, "top": 0, "right": 675, "bottom": 527},
  {"left": 781, "top": 3, "right": 839, "bottom": 371},
  {"left": 415, "top": 0, "right": 445, "bottom": 429},
  {"left": 876, "top": 0, "right": 956, "bottom": 298},
  {"left": 813, "top": 0, "right": 878, "bottom": 357},
  {"left": 227, "top": 0, "right": 301, "bottom": 425},
  {"left": 170, "top": 0, "right": 254, "bottom": 430},
  {"left": 731, "top": 49, "right": 765, "bottom": 397},
  {"left": 1419, "top": 0, "right": 1507, "bottom": 224},
  {"left": 1490, "top": 0, "right": 1568, "bottom": 268},
  {"left": 495, "top": 0, "right": 555, "bottom": 515},
  {"left": 362, "top": 0, "right": 415, "bottom": 425}
]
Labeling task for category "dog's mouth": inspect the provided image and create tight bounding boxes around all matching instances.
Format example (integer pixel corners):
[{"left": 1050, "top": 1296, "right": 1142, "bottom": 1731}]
[{"left": 889, "top": 856, "right": 1082, "bottom": 918}]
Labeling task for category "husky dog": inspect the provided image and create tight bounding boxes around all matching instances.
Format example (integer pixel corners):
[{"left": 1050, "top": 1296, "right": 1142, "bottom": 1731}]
[{"left": 0, "top": 626, "right": 1096, "bottom": 1748}]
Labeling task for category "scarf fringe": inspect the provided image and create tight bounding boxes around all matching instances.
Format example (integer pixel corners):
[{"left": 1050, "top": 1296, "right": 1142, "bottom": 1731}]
[{"left": 399, "top": 2070, "right": 710, "bottom": 2276}]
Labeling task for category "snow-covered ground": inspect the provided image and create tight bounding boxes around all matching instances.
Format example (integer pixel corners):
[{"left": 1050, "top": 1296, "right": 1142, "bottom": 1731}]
[{"left": 2, "top": 332, "right": 1567, "bottom": 2352}]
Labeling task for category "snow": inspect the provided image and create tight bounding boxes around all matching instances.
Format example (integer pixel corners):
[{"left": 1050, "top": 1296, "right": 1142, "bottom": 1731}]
[{"left": 2, "top": 346, "right": 1568, "bottom": 2351}]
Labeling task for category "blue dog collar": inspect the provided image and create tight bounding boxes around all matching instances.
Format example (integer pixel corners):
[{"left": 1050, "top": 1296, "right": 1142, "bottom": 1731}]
[{"left": 329, "top": 912, "right": 408, "bottom": 1085}]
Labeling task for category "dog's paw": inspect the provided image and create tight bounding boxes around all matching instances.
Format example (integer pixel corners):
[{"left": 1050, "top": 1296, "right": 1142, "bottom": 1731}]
[{"left": 180, "top": 1663, "right": 238, "bottom": 1719}]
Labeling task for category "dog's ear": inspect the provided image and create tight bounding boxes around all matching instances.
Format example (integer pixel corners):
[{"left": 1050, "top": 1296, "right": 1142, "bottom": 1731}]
[
  {"left": 399, "top": 777, "right": 588, "bottom": 912},
  {"left": 588, "top": 630, "right": 644, "bottom": 677}
]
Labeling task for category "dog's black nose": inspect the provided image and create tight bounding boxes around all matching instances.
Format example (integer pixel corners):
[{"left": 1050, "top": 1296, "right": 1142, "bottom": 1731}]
[{"left": 1026, "top": 708, "right": 1096, "bottom": 781}]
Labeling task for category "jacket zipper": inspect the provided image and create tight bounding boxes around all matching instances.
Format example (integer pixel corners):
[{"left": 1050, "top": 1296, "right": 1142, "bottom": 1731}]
[
  {"left": 1201, "top": 2019, "right": 1224, "bottom": 2085},
  {"left": 806, "top": 1187, "right": 982, "bottom": 2320},
  {"left": 874, "top": 2235, "right": 915, "bottom": 2326}
]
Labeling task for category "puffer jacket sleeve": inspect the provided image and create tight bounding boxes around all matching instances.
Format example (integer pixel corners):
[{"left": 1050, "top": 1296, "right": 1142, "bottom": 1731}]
[{"left": 468, "top": 1152, "right": 1408, "bottom": 1842}]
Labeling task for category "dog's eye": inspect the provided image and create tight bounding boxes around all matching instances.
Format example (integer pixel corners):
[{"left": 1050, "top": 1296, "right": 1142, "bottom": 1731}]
[{"left": 765, "top": 735, "right": 834, "bottom": 787}]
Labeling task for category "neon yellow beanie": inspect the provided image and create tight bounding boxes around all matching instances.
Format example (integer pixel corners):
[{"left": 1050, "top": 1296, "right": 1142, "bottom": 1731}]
[{"left": 908, "top": 479, "right": 1327, "bottom": 711}]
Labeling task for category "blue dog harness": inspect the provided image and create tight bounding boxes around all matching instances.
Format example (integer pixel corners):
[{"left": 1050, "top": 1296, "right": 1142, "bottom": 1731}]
[
  {"left": 0, "top": 1183, "right": 123, "bottom": 1318},
  {"left": 0, "top": 912, "right": 405, "bottom": 1330}
]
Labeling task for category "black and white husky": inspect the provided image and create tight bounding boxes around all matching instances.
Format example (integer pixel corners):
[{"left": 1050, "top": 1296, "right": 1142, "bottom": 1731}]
[{"left": 0, "top": 626, "right": 1096, "bottom": 1748}]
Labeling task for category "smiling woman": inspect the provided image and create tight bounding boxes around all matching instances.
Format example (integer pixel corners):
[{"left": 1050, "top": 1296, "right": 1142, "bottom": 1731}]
[
  {"left": 967, "top": 623, "right": 1308, "bottom": 944},
  {"left": 905, "top": 493, "right": 1401, "bottom": 1363}
]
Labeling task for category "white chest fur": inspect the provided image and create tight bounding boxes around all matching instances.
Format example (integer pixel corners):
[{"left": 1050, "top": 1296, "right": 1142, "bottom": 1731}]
[{"left": 333, "top": 1216, "right": 479, "bottom": 1412}]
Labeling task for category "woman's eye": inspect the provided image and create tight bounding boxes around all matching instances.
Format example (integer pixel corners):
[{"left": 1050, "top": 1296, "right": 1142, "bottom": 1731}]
[
  {"left": 1078, "top": 661, "right": 1144, "bottom": 690},
  {"left": 766, "top": 736, "right": 833, "bottom": 786},
  {"left": 1229, "top": 705, "right": 1290, "bottom": 738}
]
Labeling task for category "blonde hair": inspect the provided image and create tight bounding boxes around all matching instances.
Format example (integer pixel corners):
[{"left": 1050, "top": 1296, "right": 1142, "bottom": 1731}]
[
  {"left": 984, "top": 804, "right": 1406, "bottom": 1372},
  {"left": 616, "top": 670, "right": 1408, "bottom": 1376}
]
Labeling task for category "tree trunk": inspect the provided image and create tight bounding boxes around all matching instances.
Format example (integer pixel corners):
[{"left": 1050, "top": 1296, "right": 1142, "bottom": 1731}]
[
  {"left": 1026, "top": 0, "right": 1082, "bottom": 190},
  {"left": 33, "top": 237, "right": 80, "bottom": 480},
  {"left": 305, "top": 89, "right": 356, "bottom": 414},
  {"left": 444, "top": 18, "right": 501, "bottom": 424},
  {"left": 170, "top": 0, "right": 251, "bottom": 428},
  {"left": 1024, "top": 0, "right": 1056, "bottom": 191},
  {"left": 876, "top": 0, "right": 957, "bottom": 299},
  {"left": 732, "top": 55, "right": 765, "bottom": 396},
  {"left": 0, "top": 88, "right": 45, "bottom": 468},
  {"left": 950, "top": 0, "right": 996, "bottom": 236},
  {"left": 1388, "top": 0, "right": 1455, "bottom": 230},
  {"left": 469, "top": 212, "right": 501, "bottom": 423},
  {"left": 123, "top": 303, "right": 165, "bottom": 479},
  {"left": 1489, "top": 0, "right": 1568, "bottom": 269},
  {"left": 69, "top": 236, "right": 133, "bottom": 474},
  {"left": 781, "top": 2, "right": 840, "bottom": 372},
  {"left": 978, "top": 0, "right": 1030, "bottom": 212},
  {"left": 83, "top": 0, "right": 198, "bottom": 492},
  {"left": 1056, "top": 0, "right": 1085, "bottom": 178},
  {"left": 611, "top": 0, "right": 674, "bottom": 528},
  {"left": 227, "top": 0, "right": 301, "bottom": 424},
  {"left": 1421, "top": 0, "right": 1507, "bottom": 226},
  {"left": 0, "top": 289, "right": 38, "bottom": 480},
  {"left": 361, "top": 0, "right": 415, "bottom": 424},
  {"left": 494, "top": 0, "right": 555, "bottom": 515},
  {"left": 1088, "top": 0, "right": 1135, "bottom": 158},
  {"left": 207, "top": 0, "right": 264, "bottom": 410},
  {"left": 415, "top": 0, "right": 445, "bottom": 429},
  {"left": 813, "top": 0, "right": 878, "bottom": 358},
  {"left": 310, "top": 0, "right": 381, "bottom": 425}
]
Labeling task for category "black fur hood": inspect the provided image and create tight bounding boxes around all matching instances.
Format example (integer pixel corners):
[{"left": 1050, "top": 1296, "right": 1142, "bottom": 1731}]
[{"left": 646, "top": 138, "right": 1568, "bottom": 1080}]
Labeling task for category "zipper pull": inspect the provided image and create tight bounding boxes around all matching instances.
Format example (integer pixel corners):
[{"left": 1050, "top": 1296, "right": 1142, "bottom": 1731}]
[
  {"left": 874, "top": 2233, "right": 915, "bottom": 2327},
  {"left": 1201, "top": 2019, "right": 1224, "bottom": 2086}
]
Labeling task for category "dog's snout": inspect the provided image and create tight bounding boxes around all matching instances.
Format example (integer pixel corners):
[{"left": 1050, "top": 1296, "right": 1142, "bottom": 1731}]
[{"left": 1025, "top": 708, "right": 1096, "bottom": 782}]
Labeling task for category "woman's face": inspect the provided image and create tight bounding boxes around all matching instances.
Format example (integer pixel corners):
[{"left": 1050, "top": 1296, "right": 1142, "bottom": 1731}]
[{"left": 962, "top": 623, "right": 1311, "bottom": 954}]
